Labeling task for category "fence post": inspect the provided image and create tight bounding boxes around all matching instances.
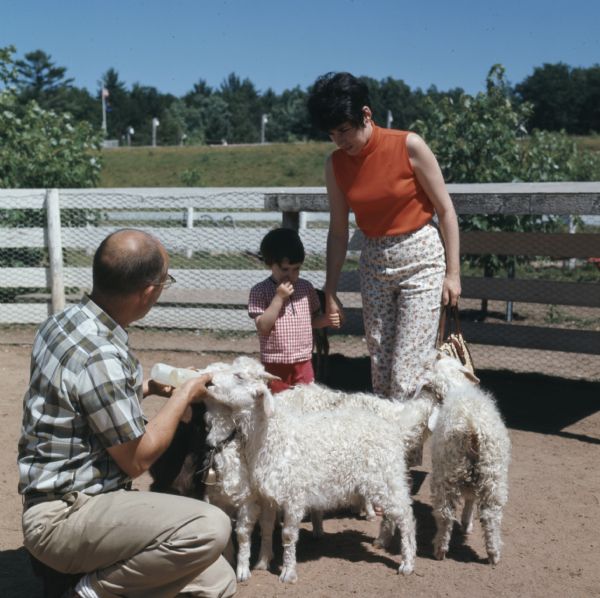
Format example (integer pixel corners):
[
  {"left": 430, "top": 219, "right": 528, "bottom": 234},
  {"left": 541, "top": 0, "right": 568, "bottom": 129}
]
[
  {"left": 281, "top": 211, "right": 299, "bottom": 231},
  {"left": 186, "top": 206, "right": 194, "bottom": 258},
  {"left": 299, "top": 211, "right": 307, "bottom": 230},
  {"left": 46, "top": 188, "right": 65, "bottom": 313}
]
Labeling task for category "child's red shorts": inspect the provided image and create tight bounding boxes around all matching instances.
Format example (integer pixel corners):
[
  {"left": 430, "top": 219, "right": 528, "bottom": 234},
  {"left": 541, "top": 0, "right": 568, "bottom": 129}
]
[{"left": 263, "top": 359, "right": 314, "bottom": 394}]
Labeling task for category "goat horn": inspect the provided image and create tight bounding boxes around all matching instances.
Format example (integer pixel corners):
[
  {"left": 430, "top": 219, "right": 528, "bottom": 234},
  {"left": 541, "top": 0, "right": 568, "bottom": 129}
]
[{"left": 261, "top": 372, "right": 281, "bottom": 382}]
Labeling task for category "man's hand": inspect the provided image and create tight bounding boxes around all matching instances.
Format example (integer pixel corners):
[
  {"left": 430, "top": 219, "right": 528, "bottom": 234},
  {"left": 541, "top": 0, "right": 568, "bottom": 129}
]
[
  {"left": 143, "top": 379, "right": 173, "bottom": 398},
  {"left": 179, "top": 373, "right": 212, "bottom": 403}
]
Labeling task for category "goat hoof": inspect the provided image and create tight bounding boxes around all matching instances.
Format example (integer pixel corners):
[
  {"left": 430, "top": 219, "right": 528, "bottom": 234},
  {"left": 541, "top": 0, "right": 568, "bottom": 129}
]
[
  {"left": 236, "top": 567, "right": 251, "bottom": 582},
  {"left": 433, "top": 547, "right": 447, "bottom": 561},
  {"left": 398, "top": 562, "right": 414, "bottom": 576},
  {"left": 279, "top": 567, "right": 298, "bottom": 584},
  {"left": 254, "top": 557, "right": 271, "bottom": 571},
  {"left": 488, "top": 552, "right": 500, "bottom": 565}
]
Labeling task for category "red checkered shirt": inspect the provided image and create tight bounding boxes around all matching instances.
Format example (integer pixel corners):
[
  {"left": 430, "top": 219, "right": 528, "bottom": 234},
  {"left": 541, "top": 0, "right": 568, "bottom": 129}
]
[{"left": 248, "top": 277, "right": 320, "bottom": 364}]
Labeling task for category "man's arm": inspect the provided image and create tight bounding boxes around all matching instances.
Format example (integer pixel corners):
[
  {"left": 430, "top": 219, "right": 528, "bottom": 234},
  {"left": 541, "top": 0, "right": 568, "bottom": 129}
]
[{"left": 107, "top": 374, "right": 210, "bottom": 479}]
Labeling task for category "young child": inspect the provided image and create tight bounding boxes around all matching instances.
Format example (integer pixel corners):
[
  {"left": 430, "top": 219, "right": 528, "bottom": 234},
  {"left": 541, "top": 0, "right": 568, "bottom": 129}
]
[{"left": 248, "top": 228, "right": 339, "bottom": 393}]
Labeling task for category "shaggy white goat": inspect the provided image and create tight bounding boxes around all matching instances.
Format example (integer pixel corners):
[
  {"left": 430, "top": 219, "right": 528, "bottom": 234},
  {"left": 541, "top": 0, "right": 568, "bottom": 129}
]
[
  {"left": 202, "top": 356, "right": 418, "bottom": 583},
  {"left": 424, "top": 353, "right": 511, "bottom": 565},
  {"left": 198, "top": 357, "right": 437, "bottom": 581}
]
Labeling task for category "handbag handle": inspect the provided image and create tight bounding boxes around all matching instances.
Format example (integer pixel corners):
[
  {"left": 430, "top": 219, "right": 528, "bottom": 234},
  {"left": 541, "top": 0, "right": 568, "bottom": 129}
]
[{"left": 436, "top": 305, "right": 463, "bottom": 348}]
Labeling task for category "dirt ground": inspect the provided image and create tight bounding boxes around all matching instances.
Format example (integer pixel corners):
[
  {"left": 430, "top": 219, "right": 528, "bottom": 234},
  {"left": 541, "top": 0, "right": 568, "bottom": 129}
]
[{"left": 0, "top": 328, "right": 599, "bottom": 598}]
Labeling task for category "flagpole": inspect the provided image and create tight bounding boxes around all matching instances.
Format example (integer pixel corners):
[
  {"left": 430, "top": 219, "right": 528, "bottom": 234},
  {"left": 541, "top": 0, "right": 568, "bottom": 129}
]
[
  {"left": 386, "top": 109, "right": 393, "bottom": 129},
  {"left": 101, "top": 88, "right": 108, "bottom": 135}
]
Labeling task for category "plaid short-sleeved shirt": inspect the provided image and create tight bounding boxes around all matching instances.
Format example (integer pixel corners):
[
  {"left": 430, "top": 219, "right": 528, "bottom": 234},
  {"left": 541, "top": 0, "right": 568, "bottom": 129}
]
[
  {"left": 248, "top": 277, "right": 320, "bottom": 363},
  {"left": 18, "top": 295, "right": 145, "bottom": 499}
]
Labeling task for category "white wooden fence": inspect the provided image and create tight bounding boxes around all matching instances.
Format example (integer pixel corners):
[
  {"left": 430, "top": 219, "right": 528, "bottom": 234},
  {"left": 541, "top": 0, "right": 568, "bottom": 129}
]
[{"left": 1, "top": 184, "right": 599, "bottom": 355}]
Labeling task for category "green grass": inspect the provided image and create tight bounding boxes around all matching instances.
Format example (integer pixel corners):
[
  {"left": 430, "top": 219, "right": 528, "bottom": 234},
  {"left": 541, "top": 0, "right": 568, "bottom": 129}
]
[
  {"left": 98, "top": 136, "right": 600, "bottom": 188},
  {"left": 573, "top": 135, "right": 600, "bottom": 153},
  {"left": 98, "top": 142, "right": 334, "bottom": 187}
]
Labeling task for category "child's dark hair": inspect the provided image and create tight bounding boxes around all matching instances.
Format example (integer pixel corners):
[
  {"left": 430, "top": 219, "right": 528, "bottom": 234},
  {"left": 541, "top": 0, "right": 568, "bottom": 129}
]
[
  {"left": 307, "top": 71, "right": 371, "bottom": 132},
  {"left": 260, "top": 228, "right": 305, "bottom": 266}
]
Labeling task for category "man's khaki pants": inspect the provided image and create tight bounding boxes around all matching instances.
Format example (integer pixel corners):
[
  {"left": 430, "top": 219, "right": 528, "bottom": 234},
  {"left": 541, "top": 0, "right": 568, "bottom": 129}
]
[{"left": 22, "top": 490, "right": 237, "bottom": 598}]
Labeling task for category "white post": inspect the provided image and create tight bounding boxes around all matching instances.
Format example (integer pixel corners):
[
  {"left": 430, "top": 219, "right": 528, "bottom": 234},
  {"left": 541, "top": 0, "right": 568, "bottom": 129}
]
[
  {"left": 152, "top": 117, "right": 160, "bottom": 147},
  {"left": 46, "top": 189, "right": 65, "bottom": 314},
  {"left": 386, "top": 109, "right": 393, "bottom": 128},
  {"left": 568, "top": 215, "right": 577, "bottom": 270},
  {"left": 101, "top": 88, "right": 108, "bottom": 135},
  {"left": 260, "top": 113, "right": 269, "bottom": 144},
  {"left": 186, "top": 206, "right": 194, "bottom": 259},
  {"left": 299, "top": 211, "right": 307, "bottom": 230}
]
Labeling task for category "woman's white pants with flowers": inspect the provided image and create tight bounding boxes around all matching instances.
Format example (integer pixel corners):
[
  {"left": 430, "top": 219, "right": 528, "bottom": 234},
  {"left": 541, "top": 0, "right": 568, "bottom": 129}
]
[{"left": 359, "top": 223, "right": 446, "bottom": 398}]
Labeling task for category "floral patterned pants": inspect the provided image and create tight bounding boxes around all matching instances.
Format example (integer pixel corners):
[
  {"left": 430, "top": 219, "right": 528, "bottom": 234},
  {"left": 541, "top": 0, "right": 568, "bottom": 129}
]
[{"left": 360, "top": 224, "right": 446, "bottom": 398}]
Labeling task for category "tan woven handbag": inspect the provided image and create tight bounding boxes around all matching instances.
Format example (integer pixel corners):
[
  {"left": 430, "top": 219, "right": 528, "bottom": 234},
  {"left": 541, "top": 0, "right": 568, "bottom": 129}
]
[{"left": 436, "top": 305, "right": 475, "bottom": 374}]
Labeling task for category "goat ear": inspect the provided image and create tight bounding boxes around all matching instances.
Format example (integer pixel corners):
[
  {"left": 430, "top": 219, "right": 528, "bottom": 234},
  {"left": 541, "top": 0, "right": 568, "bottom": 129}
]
[
  {"left": 411, "top": 381, "right": 424, "bottom": 399},
  {"left": 261, "top": 389, "right": 275, "bottom": 417},
  {"left": 462, "top": 369, "right": 480, "bottom": 385},
  {"left": 427, "top": 405, "right": 440, "bottom": 432}
]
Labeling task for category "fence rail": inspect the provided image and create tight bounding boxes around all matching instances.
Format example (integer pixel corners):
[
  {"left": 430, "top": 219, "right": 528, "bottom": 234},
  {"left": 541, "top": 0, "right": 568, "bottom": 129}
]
[
  {"left": 266, "top": 182, "right": 600, "bottom": 356},
  {"left": 1, "top": 184, "right": 599, "bottom": 358}
]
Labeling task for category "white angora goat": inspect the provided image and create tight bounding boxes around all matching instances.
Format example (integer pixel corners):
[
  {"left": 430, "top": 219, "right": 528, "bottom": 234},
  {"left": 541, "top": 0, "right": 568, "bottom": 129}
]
[
  {"left": 199, "top": 357, "right": 437, "bottom": 582},
  {"left": 423, "top": 353, "right": 511, "bottom": 565},
  {"left": 202, "top": 356, "right": 418, "bottom": 584}
]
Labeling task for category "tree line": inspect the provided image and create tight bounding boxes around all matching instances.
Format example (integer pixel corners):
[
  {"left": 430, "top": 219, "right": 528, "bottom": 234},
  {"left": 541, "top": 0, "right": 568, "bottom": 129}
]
[
  {"left": 3, "top": 46, "right": 600, "bottom": 289},
  {"left": 4, "top": 47, "right": 600, "bottom": 146}
]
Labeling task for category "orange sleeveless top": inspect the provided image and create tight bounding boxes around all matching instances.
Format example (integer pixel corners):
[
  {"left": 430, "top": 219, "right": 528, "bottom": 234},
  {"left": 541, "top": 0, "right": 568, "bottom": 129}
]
[{"left": 331, "top": 125, "right": 434, "bottom": 237}]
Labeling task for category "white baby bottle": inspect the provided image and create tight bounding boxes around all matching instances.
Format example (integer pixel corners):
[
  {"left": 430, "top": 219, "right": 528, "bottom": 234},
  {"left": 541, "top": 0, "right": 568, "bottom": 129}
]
[{"left": 150, "top": 363, "right": 203, "bottom": 387}]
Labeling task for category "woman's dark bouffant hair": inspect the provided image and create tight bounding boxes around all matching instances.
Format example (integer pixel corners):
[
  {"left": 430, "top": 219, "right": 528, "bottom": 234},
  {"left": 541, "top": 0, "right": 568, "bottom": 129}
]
[
  {"left": 260, "top": 228, "right": 305, "bottom": 266},
  {"left": 307, "top": 72, "right": 371, "bottom": 132}
]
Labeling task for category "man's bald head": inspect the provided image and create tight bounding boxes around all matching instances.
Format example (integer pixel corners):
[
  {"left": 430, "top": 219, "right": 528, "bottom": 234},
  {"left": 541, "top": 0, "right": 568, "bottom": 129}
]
[{"left": 92, "top": 229, "right": 167, "bottom": 296}]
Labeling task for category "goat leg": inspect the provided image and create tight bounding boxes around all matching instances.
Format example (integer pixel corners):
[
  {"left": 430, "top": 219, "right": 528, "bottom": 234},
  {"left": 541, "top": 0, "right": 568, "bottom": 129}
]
[
  {"left": 279, "top": 507, "right": 302, "bottom": 583},
  {"left": 255, "top": 502, "right": 276, "bottom": 570},
  {"left": 480, "top": 504, "right": 503, "bottom": 565},
  {"left": 235, "top": 500, "right": 260, "bottom": 581}
]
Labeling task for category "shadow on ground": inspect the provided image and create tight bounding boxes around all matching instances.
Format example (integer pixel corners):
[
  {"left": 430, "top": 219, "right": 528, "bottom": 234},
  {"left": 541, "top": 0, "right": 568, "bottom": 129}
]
[
  {"left": 318, "top": 354, "right": 599, "bottom": 439},
  {"left": 0, "top": 548, "right": 42, "bottom": 598}
]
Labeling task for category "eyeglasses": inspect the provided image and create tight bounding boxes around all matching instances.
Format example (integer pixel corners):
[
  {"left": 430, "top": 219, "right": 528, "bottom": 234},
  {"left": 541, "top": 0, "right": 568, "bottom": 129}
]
[{"left": 153, "top": 273, "right": 176, "bottom": 289}]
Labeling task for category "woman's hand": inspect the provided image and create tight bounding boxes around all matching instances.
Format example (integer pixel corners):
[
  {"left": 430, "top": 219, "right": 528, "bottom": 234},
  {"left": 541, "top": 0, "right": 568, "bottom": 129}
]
[
  {"left": 325, "top": 293, "right": 344, "bottom": 328},
  {"left": 442, "top": 273, "right": 461, "bottom": 306}
]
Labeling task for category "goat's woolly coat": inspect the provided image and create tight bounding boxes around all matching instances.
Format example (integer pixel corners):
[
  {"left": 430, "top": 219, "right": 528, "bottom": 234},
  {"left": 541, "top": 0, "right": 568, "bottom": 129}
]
[
  {"left": 425, "top": 354, "right": 511, "bottom": 565},
  {"left": 199, "top": 358, "right": 437, "bottom": 582},
  {"left": 203, "top": 357, "right": 418, "bottom": 583}
]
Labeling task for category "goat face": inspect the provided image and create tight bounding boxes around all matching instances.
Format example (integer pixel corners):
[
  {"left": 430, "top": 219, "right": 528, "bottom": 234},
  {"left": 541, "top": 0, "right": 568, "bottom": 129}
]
[
  {"left": 204, "top": 358, "right": 277, "bottom": 418},
  {"left": 418, "top": 351, "right": 480, "bottom": 399}
]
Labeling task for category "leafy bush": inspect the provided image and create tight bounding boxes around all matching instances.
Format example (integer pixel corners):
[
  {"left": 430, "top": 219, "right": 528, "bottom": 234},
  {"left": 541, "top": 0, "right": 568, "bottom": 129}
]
[
  {"left": 1, "top": 45, "right": 104, "bottom": 275},
  {"left": 412, "top": 64, "right": 600, "bottom": 279},
  {"left": 1, "top": 45, "right": 102, "bottom": 188}
]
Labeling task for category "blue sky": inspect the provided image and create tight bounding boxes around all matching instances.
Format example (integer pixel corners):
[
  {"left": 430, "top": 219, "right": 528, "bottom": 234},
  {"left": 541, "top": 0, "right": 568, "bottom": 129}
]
[{"left": 2, "top": 0, "right": 598, "bottom": 97}]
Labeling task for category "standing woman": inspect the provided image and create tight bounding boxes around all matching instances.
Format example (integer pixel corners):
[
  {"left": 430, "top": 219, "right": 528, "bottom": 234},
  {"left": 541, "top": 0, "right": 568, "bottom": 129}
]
[{"left": 307, "top": 72, "right": 461, "bottom": 398}]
